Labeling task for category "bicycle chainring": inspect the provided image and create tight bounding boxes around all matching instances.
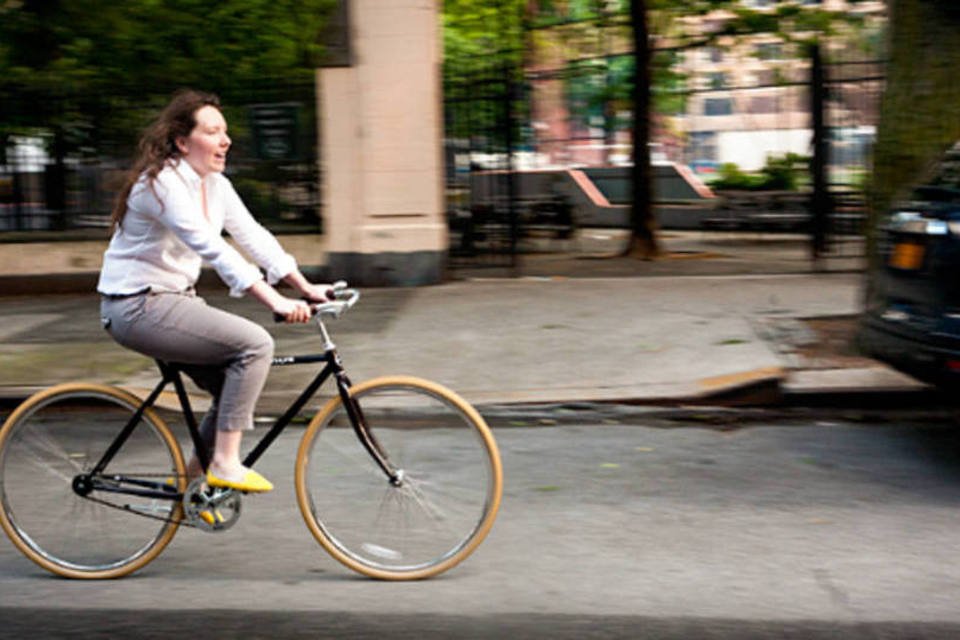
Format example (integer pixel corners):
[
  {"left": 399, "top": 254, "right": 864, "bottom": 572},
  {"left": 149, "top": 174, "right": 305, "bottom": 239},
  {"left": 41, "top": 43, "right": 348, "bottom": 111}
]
[{"left": 181, "top": 477, "right": 242, "bottom": 533}]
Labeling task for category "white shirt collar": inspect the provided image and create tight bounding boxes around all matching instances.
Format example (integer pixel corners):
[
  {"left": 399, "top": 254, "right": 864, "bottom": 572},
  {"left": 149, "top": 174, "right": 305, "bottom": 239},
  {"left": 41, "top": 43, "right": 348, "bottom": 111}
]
[{"left": 170, "top": 158, "right": 206, "bottom": 190}]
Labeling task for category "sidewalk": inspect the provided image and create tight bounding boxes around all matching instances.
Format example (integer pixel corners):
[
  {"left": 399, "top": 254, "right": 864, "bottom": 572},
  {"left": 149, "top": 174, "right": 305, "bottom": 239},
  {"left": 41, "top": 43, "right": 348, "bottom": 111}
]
[{"left": 0, "top": 231, "right": 929, "bottom": 413}]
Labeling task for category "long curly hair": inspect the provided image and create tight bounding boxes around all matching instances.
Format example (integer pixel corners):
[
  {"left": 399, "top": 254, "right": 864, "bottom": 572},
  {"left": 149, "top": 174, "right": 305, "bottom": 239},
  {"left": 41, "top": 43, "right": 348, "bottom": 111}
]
[{"left": 110, "top": 89, "right": 221, "bottom": 231}]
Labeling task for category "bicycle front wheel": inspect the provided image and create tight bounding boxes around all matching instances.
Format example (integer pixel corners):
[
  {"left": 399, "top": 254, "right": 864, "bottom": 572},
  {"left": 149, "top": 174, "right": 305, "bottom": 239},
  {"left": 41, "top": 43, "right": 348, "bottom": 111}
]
[
  {"left": 0, "top": 383, "right": 185, "bottom": 579},
  {"left": 295, "top": 376, "right": 503, "bottom": 580}
]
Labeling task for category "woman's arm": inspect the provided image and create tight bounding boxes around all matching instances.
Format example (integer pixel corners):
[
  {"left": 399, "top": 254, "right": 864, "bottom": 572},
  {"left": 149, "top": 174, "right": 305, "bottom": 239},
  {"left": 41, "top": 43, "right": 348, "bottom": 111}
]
[
  {"left": 246, "top": 279, "right": 312, "bottom": 323},
  {"left": 282, "top": 270, "right": 334, "bottom": 303},
  {"left": 220, "top": 179, "right": 297, "bottom": 285},
  {"left": 219, "top": 176, "right": 332, "bottom": 311}
]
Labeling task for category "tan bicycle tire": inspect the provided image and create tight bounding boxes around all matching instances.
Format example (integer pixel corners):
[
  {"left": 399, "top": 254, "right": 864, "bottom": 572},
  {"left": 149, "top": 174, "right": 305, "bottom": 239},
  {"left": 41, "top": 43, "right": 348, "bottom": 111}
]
[
  {"left": 295, "top": 375, "right": 503, "bottom": 580},
  {"left": 0, "top": 382, "right": 186, "bottom": 579}
]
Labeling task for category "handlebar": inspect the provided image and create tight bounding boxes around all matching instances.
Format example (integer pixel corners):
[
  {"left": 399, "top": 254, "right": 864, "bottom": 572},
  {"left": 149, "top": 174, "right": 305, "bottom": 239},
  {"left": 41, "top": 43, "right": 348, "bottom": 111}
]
[{"left": 273, "top": 280, "right": 360, "bottom": 323}]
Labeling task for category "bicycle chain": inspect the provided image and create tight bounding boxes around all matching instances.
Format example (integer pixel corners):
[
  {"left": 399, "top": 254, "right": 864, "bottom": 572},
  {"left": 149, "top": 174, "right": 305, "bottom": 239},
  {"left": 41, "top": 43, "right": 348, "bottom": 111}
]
[
  {"left": 81, "top": 473, "right": 201, "bottom": 529},
  {"left": 81, "top": 493, "right": 200, "bottom": 528}
]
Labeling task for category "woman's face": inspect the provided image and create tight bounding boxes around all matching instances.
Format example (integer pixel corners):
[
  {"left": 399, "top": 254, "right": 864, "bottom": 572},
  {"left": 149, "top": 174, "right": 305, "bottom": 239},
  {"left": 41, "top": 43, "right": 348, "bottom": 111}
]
[{"left": 176, "top": 105, "right": 231, "bottom": 177}]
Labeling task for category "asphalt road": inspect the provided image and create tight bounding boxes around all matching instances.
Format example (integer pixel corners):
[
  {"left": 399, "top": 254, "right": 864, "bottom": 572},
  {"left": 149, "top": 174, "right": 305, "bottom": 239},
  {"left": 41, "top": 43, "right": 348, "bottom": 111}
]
[{"left": 2, "top": 410, "right": 960, "bottom": 638}]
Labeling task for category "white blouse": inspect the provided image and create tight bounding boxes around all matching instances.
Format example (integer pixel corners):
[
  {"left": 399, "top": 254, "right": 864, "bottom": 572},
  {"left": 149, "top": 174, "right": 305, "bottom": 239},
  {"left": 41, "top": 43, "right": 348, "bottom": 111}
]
[{"left": 97, "top": 160, "right": 296, "bottom": 297}]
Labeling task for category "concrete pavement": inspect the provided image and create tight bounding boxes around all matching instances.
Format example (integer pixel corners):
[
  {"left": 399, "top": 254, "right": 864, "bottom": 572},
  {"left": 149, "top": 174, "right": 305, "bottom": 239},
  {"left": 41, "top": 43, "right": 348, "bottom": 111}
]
[
  {"left": 5, "top": 421, "right": 960, "bottom": 632},
  {"left": 0, "top": 231, "right": 929, "bottom": 413}
]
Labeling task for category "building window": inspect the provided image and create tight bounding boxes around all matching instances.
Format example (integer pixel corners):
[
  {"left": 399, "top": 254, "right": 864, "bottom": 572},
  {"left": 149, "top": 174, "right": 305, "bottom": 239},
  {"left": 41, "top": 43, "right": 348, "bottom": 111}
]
[
  {"left": 754, "top": 69, "right": 776, "bottom": 86},
  {"left": 708, "top": 72, "right": 727, "bottom": 89},
  {"left": 705, "top": 47, "right": 723, "bottom": 64},
  {"left": 690, "top": 132, "right": 718, "bottom": 161},
  {"left": 750, "top": 95, "right": 778, "bottom": 113},
  {"left": 704, "top": 98, "right": 733, "bottom": 116},
  {"left": 755, "top": 42, "right": 783, "bottom": 61}
]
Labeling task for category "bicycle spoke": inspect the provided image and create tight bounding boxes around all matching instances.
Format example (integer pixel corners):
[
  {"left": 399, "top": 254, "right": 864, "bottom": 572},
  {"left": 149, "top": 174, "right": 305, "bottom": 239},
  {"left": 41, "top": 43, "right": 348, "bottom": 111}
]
[
  {"left": 398, "top": 478, "right": 458, "bottom": 525},
  {"left": 12, "top": 436, "right": 77, "bottom": 484},
  {"left": 0, "top": 386, "right": 184, "bottom": 578},
  {"left": 297, "top": 378, "right": 502, "bottom": 579}
]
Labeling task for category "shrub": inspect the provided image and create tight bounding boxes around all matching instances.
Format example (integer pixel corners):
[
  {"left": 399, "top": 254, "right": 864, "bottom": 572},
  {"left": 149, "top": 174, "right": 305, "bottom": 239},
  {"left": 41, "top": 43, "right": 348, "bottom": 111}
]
[
  {"left": 711, "top": 163, "right": 766, "bottom": 190},
  {"left": 710, "top": 154, "right": 809, "bottom": 191},
  {"left": 760, "top": 153, "right": 808, "bottom": 191}
]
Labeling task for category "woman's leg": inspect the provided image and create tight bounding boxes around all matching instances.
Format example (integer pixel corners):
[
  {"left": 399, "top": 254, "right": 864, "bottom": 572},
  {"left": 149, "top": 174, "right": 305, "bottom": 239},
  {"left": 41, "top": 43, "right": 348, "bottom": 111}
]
[
  {"left": 102, "top": 292, "right": 275, "bottom": 490},
  {"left": 210, "top": 430, "right": 243, "bottom": 472},
  {"left": 177, "top": 365, "right": 223, "bottom": 477}
]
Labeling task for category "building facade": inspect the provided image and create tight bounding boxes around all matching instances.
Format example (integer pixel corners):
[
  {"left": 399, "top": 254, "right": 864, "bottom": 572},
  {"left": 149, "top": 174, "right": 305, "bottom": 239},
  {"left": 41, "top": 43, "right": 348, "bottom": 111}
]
[{"left": 678, "top": 0, "right": 886, "bottom": 171}]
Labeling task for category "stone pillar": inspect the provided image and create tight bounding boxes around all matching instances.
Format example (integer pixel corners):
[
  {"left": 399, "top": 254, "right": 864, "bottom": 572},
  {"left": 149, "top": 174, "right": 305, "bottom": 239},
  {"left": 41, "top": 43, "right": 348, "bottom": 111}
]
[{"left": 318, "top": 0, "right": 447, "bottom": 286}]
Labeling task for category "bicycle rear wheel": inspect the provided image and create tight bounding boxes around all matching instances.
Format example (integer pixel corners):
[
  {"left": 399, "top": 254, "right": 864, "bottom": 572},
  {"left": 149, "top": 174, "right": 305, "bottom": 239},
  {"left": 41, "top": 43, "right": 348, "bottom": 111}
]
[
  {"left": 295, "top": 376, "right": 503, "bottom": 580},
  {"left": 0, "top": 383, "right": 185, "bottom": 579}
]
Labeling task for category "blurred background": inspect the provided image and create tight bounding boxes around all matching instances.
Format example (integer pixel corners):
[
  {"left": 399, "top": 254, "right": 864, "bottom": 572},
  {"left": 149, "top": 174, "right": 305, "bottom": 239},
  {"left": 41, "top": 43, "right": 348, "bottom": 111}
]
[
  {"left": 0, "top": 0, "right": 886, "bottom": 270},
  {"left": 9, "top": 6, "right": 960, "bottom": 633}
]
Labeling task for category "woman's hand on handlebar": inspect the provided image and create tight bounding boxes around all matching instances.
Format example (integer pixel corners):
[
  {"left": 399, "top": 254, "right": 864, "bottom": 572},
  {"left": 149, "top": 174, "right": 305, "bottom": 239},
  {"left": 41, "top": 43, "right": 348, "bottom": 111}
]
[
  {"left": 283, "top": 271, "right": 335, "bottom": 304},
  {"left": 272, "top": 297, "right": 313, "bottom": 324},
  {"left": 298, "top": 282, "right": 336, "bottom": 304},
  {"left": 247, "top": 279, "right": 313, "bottom": 324}
]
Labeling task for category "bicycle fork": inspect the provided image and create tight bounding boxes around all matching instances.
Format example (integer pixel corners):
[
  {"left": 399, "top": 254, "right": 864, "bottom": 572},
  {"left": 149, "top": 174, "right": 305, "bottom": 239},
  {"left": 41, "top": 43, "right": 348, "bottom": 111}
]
[{"left": 335, "top": 371, "right": 404, "bottom": 488}]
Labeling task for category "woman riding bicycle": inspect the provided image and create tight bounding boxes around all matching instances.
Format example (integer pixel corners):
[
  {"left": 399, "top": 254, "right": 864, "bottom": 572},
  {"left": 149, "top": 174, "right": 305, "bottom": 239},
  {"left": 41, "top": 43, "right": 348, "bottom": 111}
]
[{"left": 97, "top": 89, "right": 330, "bottom": 494}]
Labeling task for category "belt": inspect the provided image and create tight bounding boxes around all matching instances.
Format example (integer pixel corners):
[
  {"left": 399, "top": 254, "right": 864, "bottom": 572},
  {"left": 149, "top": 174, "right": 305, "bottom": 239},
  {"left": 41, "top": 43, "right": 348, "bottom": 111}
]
[
  {"left": 101, "top": 287, "right": 151, "bottom": 300},
  {"left": 101, "top": 287, "right": 197, "bottom": 300}
]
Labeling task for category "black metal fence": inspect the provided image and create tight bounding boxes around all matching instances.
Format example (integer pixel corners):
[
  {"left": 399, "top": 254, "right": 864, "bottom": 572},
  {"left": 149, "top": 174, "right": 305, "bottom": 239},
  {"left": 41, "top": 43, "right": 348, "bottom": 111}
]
[
  {"left": 443, "top": 6, "right": 885, "bottom": 266},
  {"left": 0, "top": 80, "right": 319, "bottom": 237},
  {"left": 445, "top": 61, "right": 528, "bottom": 271}
]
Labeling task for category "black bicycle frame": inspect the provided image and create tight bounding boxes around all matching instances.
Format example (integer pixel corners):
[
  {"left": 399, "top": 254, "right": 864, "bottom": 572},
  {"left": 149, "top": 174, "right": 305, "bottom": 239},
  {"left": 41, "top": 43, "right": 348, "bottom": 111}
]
[{"left": 86, "top": 348, "right": 400, "bottom": 502}]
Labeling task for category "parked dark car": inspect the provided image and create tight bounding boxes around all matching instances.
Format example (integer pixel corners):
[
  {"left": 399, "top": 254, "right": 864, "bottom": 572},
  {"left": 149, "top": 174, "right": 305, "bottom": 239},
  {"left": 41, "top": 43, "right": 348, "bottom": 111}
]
[{"left": 858, "top": 142, "right": 960, "bottom": 390}]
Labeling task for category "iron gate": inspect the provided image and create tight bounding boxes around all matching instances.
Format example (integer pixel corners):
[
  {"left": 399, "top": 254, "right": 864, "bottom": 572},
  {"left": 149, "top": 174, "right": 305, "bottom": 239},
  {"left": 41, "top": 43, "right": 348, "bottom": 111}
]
[
  {"left": 444, "top": 63, "right": 525, "bottom": 272},
  {"left": 0, "top": 81, "right": 319, "bottom": 236}
]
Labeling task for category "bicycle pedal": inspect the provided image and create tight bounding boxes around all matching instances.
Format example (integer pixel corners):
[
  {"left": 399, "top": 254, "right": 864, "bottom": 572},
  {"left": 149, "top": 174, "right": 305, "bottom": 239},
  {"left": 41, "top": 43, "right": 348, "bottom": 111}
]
[{"left": 198, "top": 509, "right": 225, "bottom": 527}]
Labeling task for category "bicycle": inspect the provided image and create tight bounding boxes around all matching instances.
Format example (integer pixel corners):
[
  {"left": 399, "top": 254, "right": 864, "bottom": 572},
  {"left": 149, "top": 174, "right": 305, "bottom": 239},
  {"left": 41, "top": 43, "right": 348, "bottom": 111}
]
[{"left": 0, "top": 282, "right": 503, "bottom": 580}]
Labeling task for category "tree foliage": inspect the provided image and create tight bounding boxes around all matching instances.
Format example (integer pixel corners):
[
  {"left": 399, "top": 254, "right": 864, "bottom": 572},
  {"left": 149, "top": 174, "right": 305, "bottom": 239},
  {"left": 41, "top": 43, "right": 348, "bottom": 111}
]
[
  {"left": 444, "top": 0, "right": 880, "bottom": 136},
  {"left": 444, "top": 0, "right": 527, "bottom": 74},
  {"left": 0, "top": 0, "right": 337, "bottom": 96},
  {"left": 0, "top": 0, "right": 338, "bottom": 164},
  {"left": 443, "top": 0, "right": 883, "bottom": 258}
]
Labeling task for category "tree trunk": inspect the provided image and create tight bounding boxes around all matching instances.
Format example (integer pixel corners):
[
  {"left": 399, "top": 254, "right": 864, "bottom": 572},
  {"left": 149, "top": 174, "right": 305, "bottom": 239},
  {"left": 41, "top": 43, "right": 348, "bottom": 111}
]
[
  {"left": 870, "top": 0, "right": 960, "bottom": 262},
  {"left": 623, "top": 0, "right": 660, "bottom": 259}
]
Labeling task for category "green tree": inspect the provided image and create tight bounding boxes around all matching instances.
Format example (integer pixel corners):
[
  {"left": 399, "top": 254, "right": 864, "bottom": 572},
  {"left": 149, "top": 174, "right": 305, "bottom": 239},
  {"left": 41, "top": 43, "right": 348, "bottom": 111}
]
[
  {"left": 444, "top": 0, "right": 527, "bottom": 74},
  {"left": 445, "top": 0, "right": 880, "bottom": 258},
  {"left": 0, "top": 0, "right": 336, "bottom": 94},
  {"left": 630, "top": 0, "right": 658, "bottom": 257},
  {"left": 626, "top": 0, "right": 879, "bottom": 258},
  {"left": 0, "top": 0, "right": 337, "bottom": 230},
  {"left": 0, "top": 0, "right": 337, "bottom": 157},
  {"left": 443, "top": 0, "right": 528, "bottom": 147}
]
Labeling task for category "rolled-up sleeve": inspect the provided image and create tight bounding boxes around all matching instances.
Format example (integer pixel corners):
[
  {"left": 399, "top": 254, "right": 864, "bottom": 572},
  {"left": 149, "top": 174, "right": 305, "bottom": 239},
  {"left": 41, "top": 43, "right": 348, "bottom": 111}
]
[
  {"left": 153, "top": 173, "right": 264, "bottom": 297},
  {"left": 220, "top": 178, "right": 298, "bottom": 285}
]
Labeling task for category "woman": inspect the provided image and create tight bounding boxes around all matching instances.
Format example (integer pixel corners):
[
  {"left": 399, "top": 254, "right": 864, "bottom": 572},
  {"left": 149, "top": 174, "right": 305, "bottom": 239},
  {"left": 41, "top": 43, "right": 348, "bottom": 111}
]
[{"left": 98, "top": 89, "right": 328, "bottom": 493}]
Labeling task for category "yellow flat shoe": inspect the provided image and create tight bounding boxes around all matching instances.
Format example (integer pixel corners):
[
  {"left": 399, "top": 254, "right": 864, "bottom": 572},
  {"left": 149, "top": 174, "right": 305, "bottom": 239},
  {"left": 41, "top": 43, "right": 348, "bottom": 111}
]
[{"left": 206, "top": 467, "right": 274, "bottom": 493}]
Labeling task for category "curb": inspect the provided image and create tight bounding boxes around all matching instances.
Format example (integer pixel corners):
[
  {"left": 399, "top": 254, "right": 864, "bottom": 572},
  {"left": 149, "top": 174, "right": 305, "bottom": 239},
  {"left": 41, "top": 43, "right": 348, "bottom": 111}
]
[{"left": 0, "top": 368, "right": 937, "bottom": 415}]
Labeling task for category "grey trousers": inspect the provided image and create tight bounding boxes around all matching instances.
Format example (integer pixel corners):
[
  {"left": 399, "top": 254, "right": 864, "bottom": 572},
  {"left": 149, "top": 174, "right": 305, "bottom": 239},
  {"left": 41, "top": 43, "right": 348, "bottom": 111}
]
[{"left": 100, "top": 291, "right": 274, "bottom": 457}]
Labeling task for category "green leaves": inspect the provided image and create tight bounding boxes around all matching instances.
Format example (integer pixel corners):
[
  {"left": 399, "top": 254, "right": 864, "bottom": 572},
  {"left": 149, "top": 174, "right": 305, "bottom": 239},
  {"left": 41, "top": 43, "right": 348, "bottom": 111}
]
[{"left": 0, "top": 0, "right": 338, "bottom": 96}]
